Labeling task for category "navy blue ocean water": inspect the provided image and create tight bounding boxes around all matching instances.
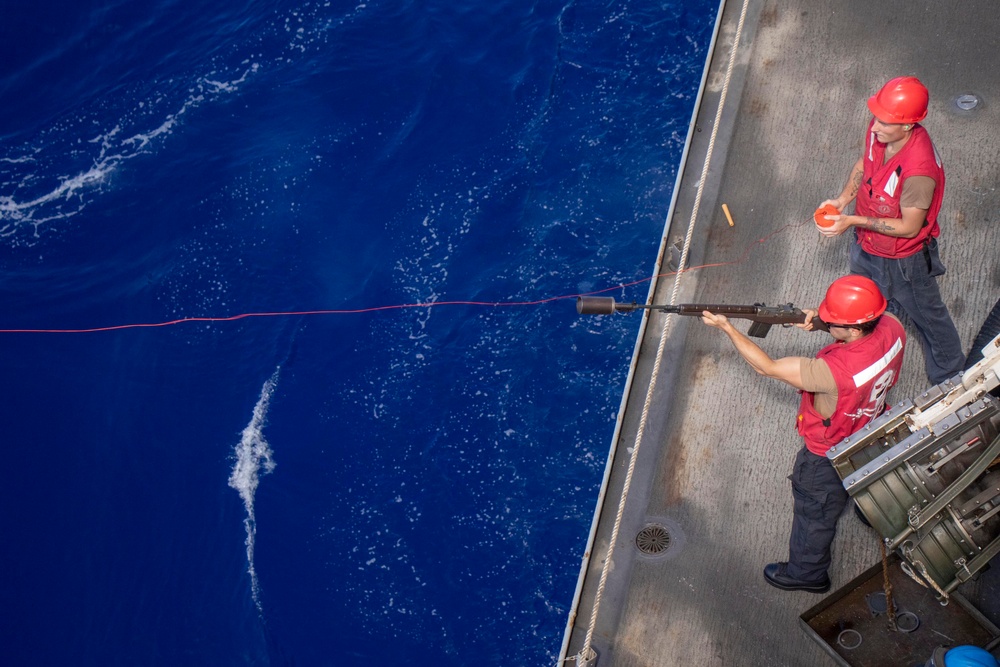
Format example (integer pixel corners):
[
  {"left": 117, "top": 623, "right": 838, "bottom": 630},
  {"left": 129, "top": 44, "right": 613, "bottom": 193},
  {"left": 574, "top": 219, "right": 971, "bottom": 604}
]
[{"left": 0, "top": 1, "right": 715, "bottom": 664}]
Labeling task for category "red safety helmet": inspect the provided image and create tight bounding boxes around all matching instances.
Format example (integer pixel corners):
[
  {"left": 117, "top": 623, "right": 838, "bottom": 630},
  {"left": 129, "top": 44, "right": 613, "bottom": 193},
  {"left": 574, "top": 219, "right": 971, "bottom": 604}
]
[
  {"left": 867, "top": 76, "right": 929, "bottom": 124},
  {"left": 818, "top": 276, "right": 887, "bottom": 326}
]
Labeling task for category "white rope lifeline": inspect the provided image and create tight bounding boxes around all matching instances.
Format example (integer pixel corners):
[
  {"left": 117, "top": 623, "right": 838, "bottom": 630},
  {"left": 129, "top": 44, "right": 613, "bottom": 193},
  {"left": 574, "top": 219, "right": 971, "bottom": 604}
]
[{"left": 571, "top": 0, "right": 752, "bottom": 662}]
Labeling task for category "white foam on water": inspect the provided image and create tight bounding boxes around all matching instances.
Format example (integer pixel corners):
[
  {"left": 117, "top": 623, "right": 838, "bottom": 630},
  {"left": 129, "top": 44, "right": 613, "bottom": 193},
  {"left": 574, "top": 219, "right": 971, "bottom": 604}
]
[
  {"left": 0, "top": 68, "right": 258, "bottom": 240},
  {"left": 228, "top": 368, "right": 279, "bottom": 615},
  {"left": 0, "top": 0, "right": 375, "bottom": 243}
]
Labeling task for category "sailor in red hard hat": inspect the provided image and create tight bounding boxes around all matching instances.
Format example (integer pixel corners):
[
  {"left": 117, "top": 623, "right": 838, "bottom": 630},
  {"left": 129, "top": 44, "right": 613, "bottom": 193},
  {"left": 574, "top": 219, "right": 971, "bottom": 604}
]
[
  {"left": 814, "top": 76, "right": 963, "bottom": 385},
  {"left": 701, "top": 276, "right": 906, "bottom": 593}
]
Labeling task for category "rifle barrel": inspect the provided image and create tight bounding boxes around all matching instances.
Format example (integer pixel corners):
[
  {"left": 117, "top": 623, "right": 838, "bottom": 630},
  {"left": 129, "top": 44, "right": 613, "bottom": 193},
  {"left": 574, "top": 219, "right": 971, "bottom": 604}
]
[
  {"left": 576, "top": 298, "right": 766, "bottom": 316},
  {"left": 669, "top": 304, "right": 760, "bottom": 316}
]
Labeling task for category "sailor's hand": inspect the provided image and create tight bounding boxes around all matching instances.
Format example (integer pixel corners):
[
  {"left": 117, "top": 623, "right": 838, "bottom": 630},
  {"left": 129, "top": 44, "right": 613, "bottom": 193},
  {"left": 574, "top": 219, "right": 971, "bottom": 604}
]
[
  {"left": 701, "top": 311, "right": 731, "bottom": 330},
  {"left": 796, "top": 308, "right": 820, "bottom": 330},
  {"left": 817, "top": 212, "right": 853, "bottom": 237}
]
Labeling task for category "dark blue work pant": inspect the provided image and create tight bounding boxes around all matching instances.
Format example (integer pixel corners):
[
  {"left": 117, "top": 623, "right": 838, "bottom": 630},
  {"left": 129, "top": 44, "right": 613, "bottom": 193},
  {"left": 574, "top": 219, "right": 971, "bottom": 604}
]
[
  {"left": 849, "top": 237, "right": 965, "bottom": 384},
  {"left": 785, "top": 447, "right": 849, "bottom": 582}
]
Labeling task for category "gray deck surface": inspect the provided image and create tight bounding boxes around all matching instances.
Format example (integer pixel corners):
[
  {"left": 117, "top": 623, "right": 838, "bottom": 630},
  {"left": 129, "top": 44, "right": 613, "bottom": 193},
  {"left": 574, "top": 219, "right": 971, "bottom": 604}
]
[{"left": 563, "top": 0, "right": 1000, "bottom": 665}]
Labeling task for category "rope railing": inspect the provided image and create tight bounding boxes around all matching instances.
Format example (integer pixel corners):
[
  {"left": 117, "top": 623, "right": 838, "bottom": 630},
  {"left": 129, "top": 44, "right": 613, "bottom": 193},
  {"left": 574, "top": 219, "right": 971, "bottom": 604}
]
[{"left": 569, "top": 0, "right": 753, "bottom": 661}]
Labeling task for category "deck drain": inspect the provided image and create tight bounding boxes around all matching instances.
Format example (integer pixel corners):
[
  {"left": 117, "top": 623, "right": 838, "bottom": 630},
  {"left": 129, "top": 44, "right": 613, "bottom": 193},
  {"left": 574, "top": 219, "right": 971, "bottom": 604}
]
[
  {"left": 635, "top": 524, "right": 672, "bottom": 556},
  {"left": 634, "top": 517, "right": 686, "bottom": 560},
  {"left": 950, "top": 93, "right": 982, "bottom": 115},
  {"left": 955, "top": 93, "right": 979, "bottom": 111}
]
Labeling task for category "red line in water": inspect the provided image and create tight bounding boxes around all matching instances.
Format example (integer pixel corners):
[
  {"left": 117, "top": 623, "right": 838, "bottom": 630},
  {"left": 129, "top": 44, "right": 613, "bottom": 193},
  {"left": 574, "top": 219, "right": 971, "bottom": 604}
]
[{"left": 0, "top": 218, "right": 812, "bottom": 333}]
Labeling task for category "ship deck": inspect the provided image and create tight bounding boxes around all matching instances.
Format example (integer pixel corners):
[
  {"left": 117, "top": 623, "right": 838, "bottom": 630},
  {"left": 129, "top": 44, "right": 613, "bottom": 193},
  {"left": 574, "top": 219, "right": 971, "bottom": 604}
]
[{"left": 561, "top": 0, "right": 1000, "bottom": 665}]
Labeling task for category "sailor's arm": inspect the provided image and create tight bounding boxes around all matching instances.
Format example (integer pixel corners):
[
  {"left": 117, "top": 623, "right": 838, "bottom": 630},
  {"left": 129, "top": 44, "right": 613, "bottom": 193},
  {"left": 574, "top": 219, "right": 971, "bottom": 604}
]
[
  {"left": 820, "top": 205, "right": 927, "bottom": 239},
  {"left": 701, "top": 312, "right": 809, "bottom": 391},
  {"left": 821, "top": 157, "right": 864, "bottom": 212},
  {"left": 850, "top": 205, "right": 927, "bottom": 238},
  {"left": 819, "top": 171, "right": 932, "bottom": 238}
]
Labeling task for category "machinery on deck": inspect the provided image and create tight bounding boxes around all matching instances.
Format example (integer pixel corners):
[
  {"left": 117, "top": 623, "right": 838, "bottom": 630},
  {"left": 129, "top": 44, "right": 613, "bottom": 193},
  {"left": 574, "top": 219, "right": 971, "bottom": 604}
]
[
  {"left": 826, "top": 332, "right": 1000, "bottom": 599},
  {"left": 800, "top": 333, "right": 1000, "bottom": 666}
]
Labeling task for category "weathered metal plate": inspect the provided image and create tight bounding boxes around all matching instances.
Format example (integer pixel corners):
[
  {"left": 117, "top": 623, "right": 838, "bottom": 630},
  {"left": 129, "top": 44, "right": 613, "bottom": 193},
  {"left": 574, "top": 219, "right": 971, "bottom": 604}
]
[{"left": 800, "top": 556, "right": 1000, "bottom": 667}]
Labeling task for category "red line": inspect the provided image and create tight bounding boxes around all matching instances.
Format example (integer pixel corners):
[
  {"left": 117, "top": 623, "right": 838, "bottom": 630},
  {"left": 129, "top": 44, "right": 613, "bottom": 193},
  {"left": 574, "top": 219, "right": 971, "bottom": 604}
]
[
  {"left": 0, "top": 299, "right": 578, "bottom": 333},
  {"left": 0, "top": 218, "right": 812, "bottom": 333}
]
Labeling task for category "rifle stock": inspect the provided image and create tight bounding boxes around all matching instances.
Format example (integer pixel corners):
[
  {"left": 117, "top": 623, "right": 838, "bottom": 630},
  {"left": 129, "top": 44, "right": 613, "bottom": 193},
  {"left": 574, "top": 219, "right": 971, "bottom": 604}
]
[{"left": 575, "top": 296, "right": 809, "bottom": 338}]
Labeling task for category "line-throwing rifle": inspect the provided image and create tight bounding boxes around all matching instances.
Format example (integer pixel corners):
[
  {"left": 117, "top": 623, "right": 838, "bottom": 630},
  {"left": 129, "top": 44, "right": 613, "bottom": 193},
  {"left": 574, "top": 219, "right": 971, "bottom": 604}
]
[{"left": 576, "top": 296, "right": 810, "bottom": 338}]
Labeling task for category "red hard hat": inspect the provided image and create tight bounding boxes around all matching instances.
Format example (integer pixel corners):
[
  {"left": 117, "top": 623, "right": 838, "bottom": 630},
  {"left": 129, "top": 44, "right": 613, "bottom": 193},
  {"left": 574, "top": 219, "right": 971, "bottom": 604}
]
[
  {"left": 818, "top": 276, "right": 887, "bottom": 325},
  {"left": 867, "top": 76, "right": 929, "bottom": 124}
]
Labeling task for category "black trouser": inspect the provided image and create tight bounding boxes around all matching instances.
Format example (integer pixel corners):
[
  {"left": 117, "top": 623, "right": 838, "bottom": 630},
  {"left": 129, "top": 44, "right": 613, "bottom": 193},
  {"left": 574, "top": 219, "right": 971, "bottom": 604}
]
[
  {"left": 785, "top": 447, "right": 849, "bottom": 582},
  {"left": 849, "top": 237, "right": 964, "bottom": 384}
]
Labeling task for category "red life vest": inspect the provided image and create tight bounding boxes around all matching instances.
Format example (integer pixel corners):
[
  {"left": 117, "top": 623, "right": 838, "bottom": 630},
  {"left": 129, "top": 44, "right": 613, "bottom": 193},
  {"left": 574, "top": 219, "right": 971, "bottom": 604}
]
[
  {"left": 855, "top": 120, "right": 945, "bottom": 259},
  {"left": 796, "top": 317, "right": 906, "bottom": 455}
]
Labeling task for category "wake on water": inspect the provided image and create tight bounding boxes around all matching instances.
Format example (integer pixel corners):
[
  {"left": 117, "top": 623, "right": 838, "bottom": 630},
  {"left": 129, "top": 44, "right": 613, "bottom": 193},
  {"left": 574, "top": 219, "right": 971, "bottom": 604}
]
[
  {"left": 0, "top": 0, "right": 369, "bottom": 242},
  {"left": 228, "top": 368, "right": 279, "bottom": 614}
]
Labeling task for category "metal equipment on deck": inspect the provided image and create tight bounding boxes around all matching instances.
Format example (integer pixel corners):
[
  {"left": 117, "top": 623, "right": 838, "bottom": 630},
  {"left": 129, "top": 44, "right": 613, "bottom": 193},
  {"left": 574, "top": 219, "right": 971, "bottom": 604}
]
[
  {"left": 800, "top": 556, "right": 1000, "bottom": 667},
  {"left": 827, "top": 333, "right": 1000, "bottom": 597},
  {"left": 803, "top": 334, "right": 1000, "bottom": 664}
]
